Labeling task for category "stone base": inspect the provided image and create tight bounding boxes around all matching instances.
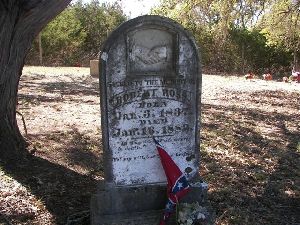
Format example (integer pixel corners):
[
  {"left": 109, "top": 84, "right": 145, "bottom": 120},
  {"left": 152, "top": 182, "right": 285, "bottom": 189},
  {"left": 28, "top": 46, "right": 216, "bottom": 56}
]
[
  {"left": 90, "top": 179, "right": 214, "bottom": 225},
  {"left": 90, "top": 210, "right": 173, "bottom": 225}
]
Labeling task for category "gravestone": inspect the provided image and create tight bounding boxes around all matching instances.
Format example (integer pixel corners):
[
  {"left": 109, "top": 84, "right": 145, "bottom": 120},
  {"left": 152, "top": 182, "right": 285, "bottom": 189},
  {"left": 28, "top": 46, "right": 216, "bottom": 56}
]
[
  {"left": 91, "top": 15, "right": 213, "bottom": 225},
  {"left": 90, "top": 60, "right": 99, "bottom": 77}
]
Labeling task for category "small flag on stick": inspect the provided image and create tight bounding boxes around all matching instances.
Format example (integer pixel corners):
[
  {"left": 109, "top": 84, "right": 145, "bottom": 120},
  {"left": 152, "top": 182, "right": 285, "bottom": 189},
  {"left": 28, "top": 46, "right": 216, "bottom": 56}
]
[{"left": 153, "top": 138, "right": 190, "bottom": 225}]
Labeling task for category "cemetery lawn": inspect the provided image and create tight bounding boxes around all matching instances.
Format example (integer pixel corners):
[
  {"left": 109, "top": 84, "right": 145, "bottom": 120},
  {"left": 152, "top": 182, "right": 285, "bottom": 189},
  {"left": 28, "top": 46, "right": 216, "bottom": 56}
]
[{"left": 0, "top": 66, "right": 299, "bottom": 225}]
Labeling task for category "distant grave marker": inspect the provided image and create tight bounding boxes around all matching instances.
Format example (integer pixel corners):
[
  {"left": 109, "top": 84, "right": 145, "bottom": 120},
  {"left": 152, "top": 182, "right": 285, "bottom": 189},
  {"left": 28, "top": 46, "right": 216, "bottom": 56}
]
[{"left": 90, "top": 60, "right": 99, "bottom": 77}]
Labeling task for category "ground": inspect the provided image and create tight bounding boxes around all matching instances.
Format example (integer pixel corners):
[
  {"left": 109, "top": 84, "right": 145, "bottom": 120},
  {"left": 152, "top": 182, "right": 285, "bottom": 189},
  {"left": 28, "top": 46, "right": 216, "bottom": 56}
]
[{"left": 0, "top": 66, "right": 299, "bottom": 225}]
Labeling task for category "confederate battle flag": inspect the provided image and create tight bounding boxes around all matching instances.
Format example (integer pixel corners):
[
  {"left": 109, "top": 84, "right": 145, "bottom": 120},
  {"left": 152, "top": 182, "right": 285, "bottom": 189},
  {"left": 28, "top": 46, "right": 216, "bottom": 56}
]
[{"left": 153, "top": 138, "right": 191, "bottom": 225}]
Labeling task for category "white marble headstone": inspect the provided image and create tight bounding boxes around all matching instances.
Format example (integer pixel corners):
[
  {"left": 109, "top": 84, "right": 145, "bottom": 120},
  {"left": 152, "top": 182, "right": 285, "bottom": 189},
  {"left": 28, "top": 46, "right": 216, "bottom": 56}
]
[{"left": 100, "top": 16, "right": 201, "bottom": 185}]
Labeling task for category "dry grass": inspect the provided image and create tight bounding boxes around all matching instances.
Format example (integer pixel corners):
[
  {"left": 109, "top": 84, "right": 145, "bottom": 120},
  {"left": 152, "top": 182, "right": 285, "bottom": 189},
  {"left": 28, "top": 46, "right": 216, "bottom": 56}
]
[
  {"left": 0, "top": 66, "right": 299, "bottom": 225},
  {"left": 200, "top": 75, "right": 299, "bottom": 225}
]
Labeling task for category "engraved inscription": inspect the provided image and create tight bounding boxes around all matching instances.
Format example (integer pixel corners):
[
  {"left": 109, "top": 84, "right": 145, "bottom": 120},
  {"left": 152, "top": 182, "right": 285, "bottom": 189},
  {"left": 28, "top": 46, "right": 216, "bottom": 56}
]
[
  {"left": 107, "top": 78, "right": 195, "bottom": 108},
  {"left": 107, "top": 76, "right": 198, "bottom": 184}
]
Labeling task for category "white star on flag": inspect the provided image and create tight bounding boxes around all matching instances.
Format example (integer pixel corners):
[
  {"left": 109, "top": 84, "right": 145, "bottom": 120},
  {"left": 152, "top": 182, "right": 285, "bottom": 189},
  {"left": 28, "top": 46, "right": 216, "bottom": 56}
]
[
  {"left": 166, "top": 202, "right": 172, "bottom": 209},
  {"left": 177, "top": 182, "right": 183, "bottom": 189}
]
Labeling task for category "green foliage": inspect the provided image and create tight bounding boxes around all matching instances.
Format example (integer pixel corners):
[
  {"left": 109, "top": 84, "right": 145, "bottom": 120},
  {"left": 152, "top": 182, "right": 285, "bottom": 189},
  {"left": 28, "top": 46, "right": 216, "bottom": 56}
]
[
  {"left": 259, "top": 0, "right": 300, "bottom": 70},
  {"left": 26, "top": 0, "right": 296, "bottom": 73},
  {"left": 230, "top": 27, "right": 292, "bottom": 73},
  {"left": 41, "top": 5, "right": 86, "bottom": 65},
  {"left": 152, "top": 0, "right": 293, "bottom": 74},
  {"left": 26, "top": 1, "right": 127, "bottom": 66},
  {"left": 75, "top": 0, "right": 126, "bottom": 57},
  {"left": 260, "top": 0, "right": 300, "bottom": 51}
]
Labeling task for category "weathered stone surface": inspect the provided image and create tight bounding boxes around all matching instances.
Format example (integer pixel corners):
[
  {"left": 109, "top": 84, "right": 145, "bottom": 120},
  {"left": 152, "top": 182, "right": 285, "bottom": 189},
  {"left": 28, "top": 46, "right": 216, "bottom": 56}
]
[
  {"left": 90, "top": 15, "right": 213, "bottom": 225},
  {"left": 90, "top": 210, "right": 168, "bottom": 225},
  {"left": 100, "top": 15, "right": 201, "bottom": 186},
  {"left": 93, "top": 182, "right": 167, "bottom": 214},
  {"left": 90, "top": 60, "right": 99, "bottom": 77},
  {"left": 90, "top": 179, "right": 212, "bottom": 225}
]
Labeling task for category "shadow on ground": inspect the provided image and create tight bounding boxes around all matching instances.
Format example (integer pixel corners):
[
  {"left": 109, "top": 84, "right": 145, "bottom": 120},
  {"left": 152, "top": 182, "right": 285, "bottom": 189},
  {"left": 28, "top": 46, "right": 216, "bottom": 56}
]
[
  {"left": 0, "top": 128, "right": 103, "bottom": 225},
  {"left": 26, "top": 127, "right": 103, "bottom": 177},
  {"left": 201, "top": 98, "right": 300, "bottom": 225},
  {"left": 0, "top": 72, "right": 101, "bottom": 225},
  {"left": 19, "top": 74, "right": 99, "bottom": 106},
  {"left": 3, "top": 73, "right": 299, "bottom": 225}
]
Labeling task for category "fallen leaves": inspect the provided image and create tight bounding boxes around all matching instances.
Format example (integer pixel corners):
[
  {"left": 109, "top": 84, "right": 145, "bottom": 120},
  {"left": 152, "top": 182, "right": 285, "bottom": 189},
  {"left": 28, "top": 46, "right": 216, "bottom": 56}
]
[{"left": 0, "top": 67, "right": 299, "bottom": 224}]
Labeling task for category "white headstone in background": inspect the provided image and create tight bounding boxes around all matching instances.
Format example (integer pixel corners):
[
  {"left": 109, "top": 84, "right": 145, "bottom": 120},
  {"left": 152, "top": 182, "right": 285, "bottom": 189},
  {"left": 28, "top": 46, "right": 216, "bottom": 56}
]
[{"left": 90, "top": 60, "right": 99, "bottom": 77}]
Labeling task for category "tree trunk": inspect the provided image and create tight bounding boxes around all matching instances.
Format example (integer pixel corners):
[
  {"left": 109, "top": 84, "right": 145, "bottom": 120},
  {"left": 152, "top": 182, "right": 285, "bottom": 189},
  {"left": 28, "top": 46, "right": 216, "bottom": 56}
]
[
  {"left": 241, "top": 42, "right": 245, "bottom": 75},
  {"left": 0, "top": 0, "right": 71, "bottom": 159},
  {"left": 293, "top": 49, "right": 300, "bottom": 71},
  {"left": 38, "top": 32, "right": 43, "bottom": 65}
]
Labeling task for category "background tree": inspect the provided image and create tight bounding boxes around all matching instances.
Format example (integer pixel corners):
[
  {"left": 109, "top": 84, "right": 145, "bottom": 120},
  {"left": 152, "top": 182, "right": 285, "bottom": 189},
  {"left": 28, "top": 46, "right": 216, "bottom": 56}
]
[
  {"left": 152, "top": 0, "right": 292, "bottom": 75},
  {"left": 260, "top": 0, "right": 300, "bottom": 71},
  {"left": 40, "top": 3, "right": 86, "bottom": 66},
  {"left": 76, "top": 0, "right": 126, "bottom": 59},
  {"left": 26, "top": 1, "right": 127, "bottom": 66},
  {"left": 0, "top": 0, "right": 72, "bottom": 158}
]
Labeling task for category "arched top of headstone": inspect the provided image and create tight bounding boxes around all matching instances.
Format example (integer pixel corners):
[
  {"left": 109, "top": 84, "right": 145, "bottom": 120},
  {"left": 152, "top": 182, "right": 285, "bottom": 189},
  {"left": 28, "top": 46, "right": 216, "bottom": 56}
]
[{"left": 101, "top": 15, "right": 200, "bottom": 72}]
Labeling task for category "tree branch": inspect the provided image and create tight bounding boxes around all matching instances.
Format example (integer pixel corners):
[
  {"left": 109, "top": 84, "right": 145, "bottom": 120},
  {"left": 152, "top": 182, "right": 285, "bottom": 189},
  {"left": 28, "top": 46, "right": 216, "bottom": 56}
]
[
  {"left": 16, "top": 110, "right": 27, "bottom": 135},
  {"left": 19, "top": 0, "right": 72, "bottom": 35}
]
